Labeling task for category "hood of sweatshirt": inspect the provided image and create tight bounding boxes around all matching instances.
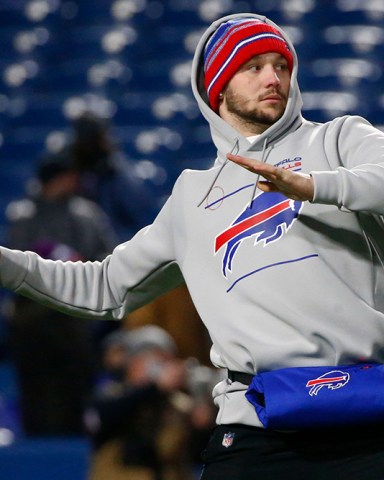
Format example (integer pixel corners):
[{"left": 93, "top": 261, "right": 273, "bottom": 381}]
[{"left": 191, "top": 12, "right": 304, "bottom": 165}]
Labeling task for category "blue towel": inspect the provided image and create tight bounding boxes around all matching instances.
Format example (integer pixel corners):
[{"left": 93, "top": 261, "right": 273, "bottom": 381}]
[{"left": 245, "top": 363, "right": 384, "bottom": 430}]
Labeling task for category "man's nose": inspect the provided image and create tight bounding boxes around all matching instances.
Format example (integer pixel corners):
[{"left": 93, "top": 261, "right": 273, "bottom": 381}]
[{"left": 263, "top": 65, "right": 281, "bottom": 87}]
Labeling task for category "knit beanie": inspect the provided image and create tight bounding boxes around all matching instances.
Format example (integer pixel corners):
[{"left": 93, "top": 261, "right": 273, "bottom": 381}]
[{"left": 204, "top": 18, "right": 294, "bottom": 112}]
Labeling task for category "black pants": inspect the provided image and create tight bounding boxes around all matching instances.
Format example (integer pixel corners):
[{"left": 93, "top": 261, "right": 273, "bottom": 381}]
[{"left": 200, "top": 424, "right": 384, "bottom": 480}]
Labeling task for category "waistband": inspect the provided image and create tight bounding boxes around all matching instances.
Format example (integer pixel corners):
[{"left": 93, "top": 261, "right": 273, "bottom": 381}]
[{"left": 228, "top": 370, "right": 254, "bottom": 385}]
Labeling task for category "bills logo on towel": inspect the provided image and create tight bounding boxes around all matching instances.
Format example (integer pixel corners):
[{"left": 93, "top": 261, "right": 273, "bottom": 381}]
[{"left": 306, "top": 370, "right": 350, "bottom": 396}]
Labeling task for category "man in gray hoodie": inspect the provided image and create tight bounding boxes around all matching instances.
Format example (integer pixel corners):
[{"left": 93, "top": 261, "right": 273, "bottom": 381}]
[{"left": 1, "top": 13, "right": 384, "bottom": 479}]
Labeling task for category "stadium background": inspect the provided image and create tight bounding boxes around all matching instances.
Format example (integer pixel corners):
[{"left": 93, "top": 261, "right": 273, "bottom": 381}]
[{"left": 1, "top": 0, "right": 384, "bottom": 478}]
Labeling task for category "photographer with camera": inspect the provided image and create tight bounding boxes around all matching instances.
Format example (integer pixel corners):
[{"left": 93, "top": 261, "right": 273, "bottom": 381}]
[{"left": 85, "top": 325, "right": 209, "bottom": 480}]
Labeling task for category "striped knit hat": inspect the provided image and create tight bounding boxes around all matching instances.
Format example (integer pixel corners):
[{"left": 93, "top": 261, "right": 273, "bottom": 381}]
[{"left": 204, "top": 18, "right": 293, "bottom": 112}]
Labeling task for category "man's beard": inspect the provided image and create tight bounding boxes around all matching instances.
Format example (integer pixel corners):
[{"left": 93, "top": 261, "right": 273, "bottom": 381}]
[{"left": 225, "top": 87, "right": 287, "bottom": 131}]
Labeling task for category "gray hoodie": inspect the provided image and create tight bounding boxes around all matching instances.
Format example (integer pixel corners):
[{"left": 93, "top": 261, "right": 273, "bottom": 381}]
[{"left": 2, "top": 13, "right": 384, "bottom": 427}]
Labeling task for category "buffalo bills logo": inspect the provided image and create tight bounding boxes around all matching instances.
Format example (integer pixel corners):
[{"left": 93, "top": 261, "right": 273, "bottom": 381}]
[
  {"left": 215, "top": 192, "right": 302, "bottom": 277},
  {"left": 306, "top": 370, "right": 350, "bottom": 396}
]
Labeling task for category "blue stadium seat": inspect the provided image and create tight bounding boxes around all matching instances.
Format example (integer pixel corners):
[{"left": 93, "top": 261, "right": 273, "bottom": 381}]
[{"left": 0, "top": 438, "right": 91, "bottom": 480}]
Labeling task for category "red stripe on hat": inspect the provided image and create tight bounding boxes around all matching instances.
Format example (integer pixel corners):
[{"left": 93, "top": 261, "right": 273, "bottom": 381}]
[{"left": 204, "top": 20, "right": 260, "bottom": 71}]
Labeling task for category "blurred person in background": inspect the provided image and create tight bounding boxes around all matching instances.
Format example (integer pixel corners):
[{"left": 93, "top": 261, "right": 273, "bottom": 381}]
[
  {"left": 69, "top": 112, "right": 160, "bottom": 242},
  {"left": 5, "top": 150, "right": 117, "bottom": 436},
  {"left": 85, "top": 325, "right": 217, "bottom": 480},
  {"left": 68, "top": 110, "right": 214, "bottom": 377}
]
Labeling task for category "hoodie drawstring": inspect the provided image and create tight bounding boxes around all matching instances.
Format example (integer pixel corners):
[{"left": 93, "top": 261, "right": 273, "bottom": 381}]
[
  {"left": 197, "top": 138, "right": 239, "bottom": 207},
  {"left": 249, "top": 137, "right": 269, "bottom": 208},
  {"left": 198, "top": 136, "right": 271, "bottom": 209}
]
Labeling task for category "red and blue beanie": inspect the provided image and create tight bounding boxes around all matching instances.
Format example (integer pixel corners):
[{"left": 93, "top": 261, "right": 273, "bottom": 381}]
[{"left": 204, "top": 18, "right": 293, "bottom": 112}]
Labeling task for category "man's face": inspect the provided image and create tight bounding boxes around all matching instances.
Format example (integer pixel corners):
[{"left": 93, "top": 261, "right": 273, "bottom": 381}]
[{"left": 219, "top": 52, "right": 291, "bottom": 136}]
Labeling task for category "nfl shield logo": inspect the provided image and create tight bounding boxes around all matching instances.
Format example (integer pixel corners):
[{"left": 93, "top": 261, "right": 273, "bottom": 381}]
[{"left": 222, "top": 432, "right": 235, "bottom": 448}]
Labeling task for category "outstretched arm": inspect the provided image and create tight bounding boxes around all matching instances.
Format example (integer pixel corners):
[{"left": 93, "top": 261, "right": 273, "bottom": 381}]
[
  {"left": 227, "top": 153, "right": 314, "bottom": 202},
  {"left": 0, "top": 195, "right": 184, "bottom": 320}
]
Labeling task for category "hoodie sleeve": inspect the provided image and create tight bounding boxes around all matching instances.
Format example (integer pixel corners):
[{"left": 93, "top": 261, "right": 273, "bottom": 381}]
[
  {"left": 311, "top": 116, "right": 384, "bottom": 214},
  {"left": 0, "top": 195, "right": 184, "bottom": 320}
]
